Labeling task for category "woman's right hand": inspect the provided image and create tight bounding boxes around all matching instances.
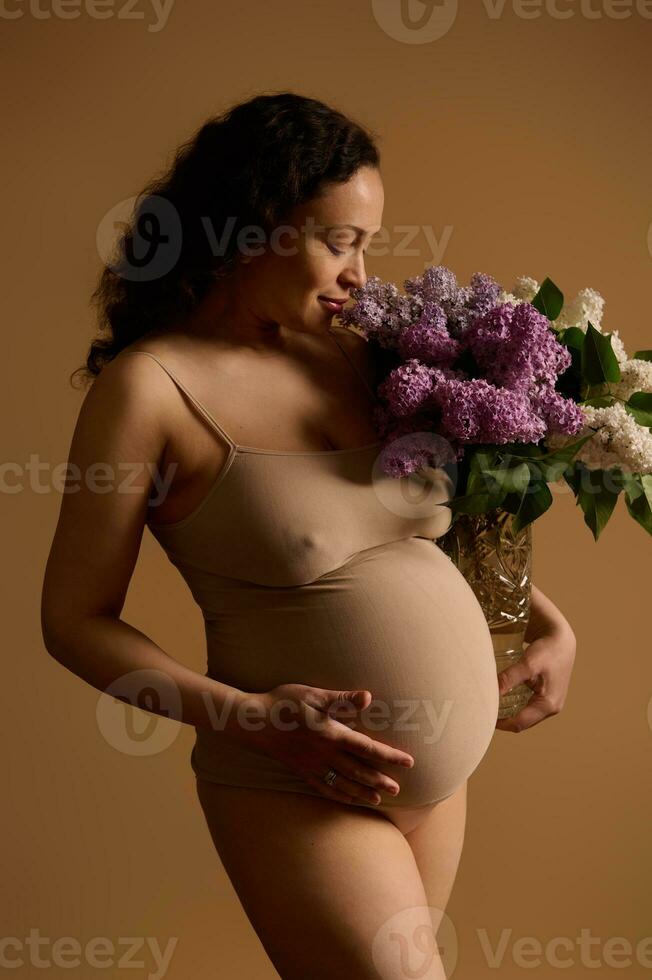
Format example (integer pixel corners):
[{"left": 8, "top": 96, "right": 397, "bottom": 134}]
[{"left": 226, "top": 683, "right": 415, "bottom": 806}]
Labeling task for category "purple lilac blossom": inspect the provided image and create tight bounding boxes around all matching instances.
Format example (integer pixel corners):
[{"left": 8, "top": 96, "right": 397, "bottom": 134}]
[
  {"left": 397, "top": 300, "right": 461, "bottom": 365},
  {"left": 529, "top": 385, "right": 586, "bottom": 434},
  {"left": 403, "top": 267, "right": 503, "bottom": 336},
  {"left": 377, "top": 415, "right": 462, "bottom": 477},
  {"left": 461, "top": 302, "right": 572, "bottom": 391},
  {"left": 404, "top": 266, "right": 460, "bottom": 306},
  {"left": 378, "top": 360, "right": 467, "bottom": 418},
  {"left": 336, "top": 276, "right": 417, "bottom": 349},
  {"left": 377, "top": 359, "right": 438, "bottom": 417},
  {"left": 338, "top": 266, "right": 585, "bottom": 476},
  {"left": 430, "top": 377, "right": 547, "bottom": 444}
]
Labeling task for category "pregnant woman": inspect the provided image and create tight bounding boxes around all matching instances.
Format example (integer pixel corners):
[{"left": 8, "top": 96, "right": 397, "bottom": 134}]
[{"left": 41, "top": 92, "right": 576, "bottom": 979}]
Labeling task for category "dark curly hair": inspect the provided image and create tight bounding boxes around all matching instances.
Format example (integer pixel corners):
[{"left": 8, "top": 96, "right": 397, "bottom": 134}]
[{"left": 71, "top": 91, "right": 382, "bottom": 387}]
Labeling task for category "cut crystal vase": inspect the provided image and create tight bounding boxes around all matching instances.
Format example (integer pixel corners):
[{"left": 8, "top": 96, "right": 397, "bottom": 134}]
[{"left": 438, "top": 507, "right": 534, "bottom": 720}]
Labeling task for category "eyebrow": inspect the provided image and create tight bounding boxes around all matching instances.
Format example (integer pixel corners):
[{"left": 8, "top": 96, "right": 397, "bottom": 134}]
[{"left": 325, "top": 224, "right": 381, "bottom": 235}]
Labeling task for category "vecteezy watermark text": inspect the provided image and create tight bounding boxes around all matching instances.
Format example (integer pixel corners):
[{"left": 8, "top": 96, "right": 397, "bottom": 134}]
[
  {"left": 97, "top": 195, "right": 454, "bottom": 280},
  {"left": 0, "top": 0, "right": 175, "bottom": 31},
  {"left": 0, "top": 930, "right": 178, "bottom": 977},
  {"left": 371, "top": 0, "right": 652, "bottom": 45},
  {"left": 1, "top": 454, "right": 178, "bottom": 508}
]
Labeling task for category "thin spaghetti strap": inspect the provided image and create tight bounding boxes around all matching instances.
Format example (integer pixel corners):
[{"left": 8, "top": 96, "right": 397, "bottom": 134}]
[
  {"left": 121, "top": 350, "right": 237, "bottom": 449},
  {"left": 327, "top": 328, "right": 380, "bottom": 404}
]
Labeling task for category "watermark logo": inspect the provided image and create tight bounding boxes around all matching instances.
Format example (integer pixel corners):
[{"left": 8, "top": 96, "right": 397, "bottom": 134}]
[
  {"left": 96, "top": 669, "right": 183, "bottom": 756},
  {"left": 371, "top": 0, "right": 460, "bottom": 43},
  {"left": 97, "top": 194, "right": 182, "bottom": 282},
  {"left": 371, "top": 905, "right": 458, "bottom": 978},
  {"left": 372, "top": 0, "right": 652, "bottom": 44},
  {"left": 372, "top": 431, "right": 459, "bottom": 520}
]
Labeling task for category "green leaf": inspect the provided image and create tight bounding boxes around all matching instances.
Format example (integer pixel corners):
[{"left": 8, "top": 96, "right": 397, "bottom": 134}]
[
  {"left": 633, "top": 350, "right": 652, "bottom": 362},
  {"left": 576, "top": 476, "right": 621, "bottom": 541},
  {"left": 501, "top": 491, "right": 524, "bottom": 514},
  {"left": 624, "top": 392, "right": 652, "bottom": 428},
  {"left": 469, "top": 449, "right": 499, "bottom": 473},
  {"left": 563, "top": 462, "right": 583, "bottom": 498},
  {"left": 581, "top": 322, "right": 622, "bottom": 385},
  {"left": 492, "top": 433, "right": 594, "bottom": 485},
  {"left": 537, "top": 432, "right": 596, "bottom": 466},
  {"left": 510, "top": 481, "right": 553, "bottom": 534},
  {"left": 466, "top": 469, "right": 489, "bottom": 494},
  {"left": 531, "top": 277, "right": 564, "bottom": 322},
  {"left": 482, "top": 462, "right": 531, "bottom": 495},
  {"left": 465, "top": 449, "right": 500, "bottom": 494},
  {"left": 442, "top": 490, "right": 506, "bottom": 515},
  {"left": 496, "top": 442, "right": 544, "bottom": 460},
  {"left": 557, "top": 326, "right": 586, "bottom": 351},
  {"left": 582, "top": 396, "right": 615, "bottom": 408},
  {"left": 623, "top": 474, "right": 652, "bottom": 536},
  {"left": 529, "top": 458, "right": 573, "bottom": 484},
  {"left": 622, "top": 472, "right": 643, "bottom": 500},
  {"left": 556, "top": 328, "right": 584, "bottom": 400}
]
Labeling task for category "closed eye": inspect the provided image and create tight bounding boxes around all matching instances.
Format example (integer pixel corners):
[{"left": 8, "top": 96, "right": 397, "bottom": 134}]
[{"left": 328, "top": 243, "right": 368, "bottom": 257}]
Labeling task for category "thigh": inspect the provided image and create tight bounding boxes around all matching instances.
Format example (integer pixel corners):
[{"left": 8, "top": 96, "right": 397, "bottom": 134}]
[
  {"left": 404, "top": 780, "right": 468, "bottom": 927},
  {"left": 195, "top": 778, "right": 448, "bottom": 980},
  {"left": 375, "top": 800, "right": 441, "bottom": 836}
]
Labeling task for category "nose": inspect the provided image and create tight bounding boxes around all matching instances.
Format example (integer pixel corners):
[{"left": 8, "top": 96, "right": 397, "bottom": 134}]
[{"left": 339, "top": 251, "right": 367, "bottom": 291}]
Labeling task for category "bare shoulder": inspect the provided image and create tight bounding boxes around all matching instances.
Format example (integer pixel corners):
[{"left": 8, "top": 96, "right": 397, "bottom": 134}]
[
  {"left": 328, "top": 323, "right": 380, "bottom": 388},
  {"left": 66, "top": 345, "right": 187, "bottom": 495},
  {"left": 83, "top": 343, "right": 175, "bottom": 426}
]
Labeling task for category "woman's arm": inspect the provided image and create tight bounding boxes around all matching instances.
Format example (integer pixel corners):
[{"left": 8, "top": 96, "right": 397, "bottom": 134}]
[
  {"left": 496, "top": 581, "right": 577, "bottom": 731},
  {"left": 526, "top": 583, "right": 576, "bottom": 645},
  {"left": 41, "top": 353, "right": 247, "bottom": 737}
]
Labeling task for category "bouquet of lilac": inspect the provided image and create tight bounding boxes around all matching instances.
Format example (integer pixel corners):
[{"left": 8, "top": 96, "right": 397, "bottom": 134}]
[{"left": 337, "top": 267, "right": 652, "bottom": 539}]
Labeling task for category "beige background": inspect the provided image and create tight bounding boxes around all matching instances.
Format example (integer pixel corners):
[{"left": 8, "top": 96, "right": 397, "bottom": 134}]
[{"left": 3, "top": 1, "right": 651, "bottom": 977}]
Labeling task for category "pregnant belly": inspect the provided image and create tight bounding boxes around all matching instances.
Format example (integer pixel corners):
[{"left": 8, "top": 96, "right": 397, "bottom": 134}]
[{"left": 202, "top": 536, "right": 500, "bottom": 807}]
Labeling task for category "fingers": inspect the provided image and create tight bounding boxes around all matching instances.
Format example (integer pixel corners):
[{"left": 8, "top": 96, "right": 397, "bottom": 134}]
[
  {"left": 301, "top": 771, "right": 356, "bottom": 806},
  {"left": 303, "top": 768, "right": 382, "bottom": 807},
  {"left": 340, "top": 729, "right": 415, "bottom": 770},
  {"left": 495, "top": 697, "right": 552, "bottom": 732},
  {"left": 305, "top": 688, "right": 372, "bottom": 718},
  {"left": 332, "top": 751, "right": 401, "bottom": 797}
]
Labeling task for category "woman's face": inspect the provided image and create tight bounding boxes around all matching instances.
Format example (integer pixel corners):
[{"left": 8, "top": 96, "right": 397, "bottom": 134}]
[{"left": 235, "top": 165, "right": 385, "bottom": 338}]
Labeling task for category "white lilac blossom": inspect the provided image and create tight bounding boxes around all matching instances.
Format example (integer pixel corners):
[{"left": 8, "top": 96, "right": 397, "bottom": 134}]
[
  {"left": 512, "top": 276, "right": 540, "bottom": 302},
  {"left": 547, "top": 402, "right": 652, "bottom": 474},
  {"left": 555, "top": 286, "right": 605, "bottom": 331},
  {"left": 609, "top": 358, "right": 652, "bottom": 401},
  {"left": 553, "top": 285, "right": 628, "bottom": 365},
  {"left": 499, "top": 276, "right": 540, "bottom": 306}
]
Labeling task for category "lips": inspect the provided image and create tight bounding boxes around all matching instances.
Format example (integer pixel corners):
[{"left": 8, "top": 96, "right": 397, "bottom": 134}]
[{"left": 318, "top": 295, "right": 348, "bottom": 312}]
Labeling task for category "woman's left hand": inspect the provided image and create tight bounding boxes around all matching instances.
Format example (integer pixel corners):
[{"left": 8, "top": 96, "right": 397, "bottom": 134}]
[{"left": 495, "top": 585, "right": 577, "bottom": 733}]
